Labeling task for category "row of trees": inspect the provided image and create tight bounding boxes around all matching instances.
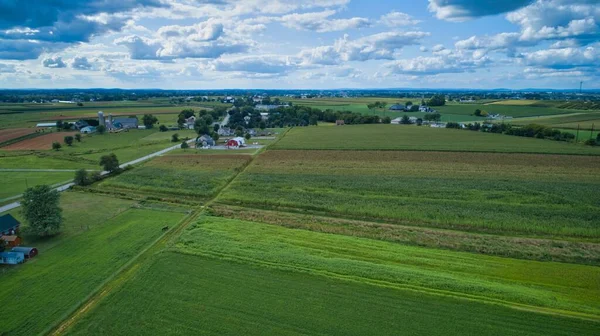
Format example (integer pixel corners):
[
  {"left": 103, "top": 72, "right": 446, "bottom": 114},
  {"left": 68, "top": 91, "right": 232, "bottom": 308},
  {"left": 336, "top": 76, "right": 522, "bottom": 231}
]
[
  {"left": 367, "top": 101, "right": 387, "bottom": 109},
  {"left": 445, "top": 122, "right": 578, "bottom": 143}
]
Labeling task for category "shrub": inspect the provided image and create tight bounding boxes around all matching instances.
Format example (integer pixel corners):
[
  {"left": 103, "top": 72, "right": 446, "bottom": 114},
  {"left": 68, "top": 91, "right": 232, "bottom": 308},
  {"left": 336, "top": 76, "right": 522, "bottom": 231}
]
[{"left": 159, "top": 125, "right": 168, "bottom": 132}]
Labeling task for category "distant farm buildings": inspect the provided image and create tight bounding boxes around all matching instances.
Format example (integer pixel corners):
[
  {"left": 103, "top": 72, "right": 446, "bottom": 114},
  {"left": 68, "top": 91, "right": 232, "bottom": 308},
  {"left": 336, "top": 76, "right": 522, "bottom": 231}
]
[
  {"left": 196, "top": 135, "right": 215, "bottom": 148},
  {"left": 336, "top": 120, "right": 345, "bottom": 126},
  {"left": 1, "top": 235, "right": 21, "bottom": 248},
  {"left": 112, "top": 118, "right": 138, "bottom": 129},
  {"left": 389, "top": 104, "right": 405, "bottom": 111},
  {"left": 80, "top": 126, "right": 97, "bottom": 134},
  {"left": 0, "top": 215, "right": 37, "bottom": 265}
]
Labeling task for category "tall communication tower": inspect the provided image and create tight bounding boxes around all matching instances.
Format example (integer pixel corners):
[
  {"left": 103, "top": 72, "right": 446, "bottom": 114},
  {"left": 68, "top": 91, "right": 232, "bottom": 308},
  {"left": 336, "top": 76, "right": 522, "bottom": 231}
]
[{"left": 580, "top": 81, "right": 583, "bottom": 94}]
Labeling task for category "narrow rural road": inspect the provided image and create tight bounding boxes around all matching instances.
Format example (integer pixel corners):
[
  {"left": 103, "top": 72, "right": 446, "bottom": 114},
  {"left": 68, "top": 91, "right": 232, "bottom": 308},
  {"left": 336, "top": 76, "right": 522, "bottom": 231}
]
[
  {"left": 0, "top": 139, "right": 194, "bottom": 214},
  {"left": 0, "top": 169, "right": 97, "bottom": 172}
]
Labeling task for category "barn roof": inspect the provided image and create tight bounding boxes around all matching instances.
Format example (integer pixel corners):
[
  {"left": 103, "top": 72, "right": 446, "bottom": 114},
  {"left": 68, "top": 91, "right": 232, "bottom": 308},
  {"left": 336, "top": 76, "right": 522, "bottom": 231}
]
[
  {"left": 0, "top": 214, "right": 20, "bottom": 232},
  {"left": 11, "top": 247, "right": 37, "bottom": 254},
  {"left": 1, "top": 235, "right": 19, "bottom": 242}
]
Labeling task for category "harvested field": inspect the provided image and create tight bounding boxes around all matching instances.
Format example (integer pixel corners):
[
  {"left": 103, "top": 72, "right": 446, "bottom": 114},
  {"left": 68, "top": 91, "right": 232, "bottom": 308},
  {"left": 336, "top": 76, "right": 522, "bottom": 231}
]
[
  {"left": 0, "top": 128, "right": 35, "bottom": 143},
  {"left": 2, "top": 131, "right": 77, "bottom": 150}
]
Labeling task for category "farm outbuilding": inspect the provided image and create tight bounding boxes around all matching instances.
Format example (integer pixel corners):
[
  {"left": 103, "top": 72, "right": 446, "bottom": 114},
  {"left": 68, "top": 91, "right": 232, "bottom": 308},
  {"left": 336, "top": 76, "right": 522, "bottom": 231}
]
[
  {"left": 197, "top": 135, "right": 215, "bottom": 148},
  {"left": 0, "top": 214, "right": 20, "bottom": 236},
  {"left": 226, "top": 137, "right": 246, "bottom": 148},
  {"left": 389, "top": 104, "right": 405, "bottom": 111},
  {"left": 1, "top": 235, "right": 21, "bottom": 248},
  {"left": 0, "top": 252, "right": 24, "bottom": 265},
  {"left": 80, "top": 126, "right": 97, "bottom": 134},
  {"left": 11, "top": 247, "right": 38, "bottom": 259}
]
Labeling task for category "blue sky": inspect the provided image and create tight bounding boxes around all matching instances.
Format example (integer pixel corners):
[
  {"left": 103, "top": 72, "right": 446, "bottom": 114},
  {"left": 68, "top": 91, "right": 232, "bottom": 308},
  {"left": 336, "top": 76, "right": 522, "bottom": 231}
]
[{"left": 0, "top": 0, "right": 598, "bottom": 89}]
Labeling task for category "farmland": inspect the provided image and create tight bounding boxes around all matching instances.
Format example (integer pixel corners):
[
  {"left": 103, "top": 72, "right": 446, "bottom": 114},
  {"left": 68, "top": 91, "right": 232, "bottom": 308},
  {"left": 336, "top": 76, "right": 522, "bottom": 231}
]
[
  {"left": 0, "top": 204, "right": 187, "bottom": 336},
  {"left": 219, "top": 150, "right": 600, "bottom": 238},
  {"left": 63, "top": 217, "right": 600, "bottom": 336},
  {"left": 272, "top": 124, "right": 600, "bottom": 154},
  {"left": 2, "top": 131, "right": 78, "bottom": 150},
  {"left": 0, "top": 128, "right": 35, "bottom": 143},
  {"left": 0, "top": 171, "right": 73, "bottom": 199},
  {"left": 99, "top": 154, "right": 251, "bottom": 199}
]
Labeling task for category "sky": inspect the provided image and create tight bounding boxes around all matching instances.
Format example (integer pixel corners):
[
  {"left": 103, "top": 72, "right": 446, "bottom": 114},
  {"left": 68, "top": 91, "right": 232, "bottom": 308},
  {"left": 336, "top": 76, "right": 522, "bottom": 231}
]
[{"left": 0, "top": 0, "right": 598, "bottom": 90}]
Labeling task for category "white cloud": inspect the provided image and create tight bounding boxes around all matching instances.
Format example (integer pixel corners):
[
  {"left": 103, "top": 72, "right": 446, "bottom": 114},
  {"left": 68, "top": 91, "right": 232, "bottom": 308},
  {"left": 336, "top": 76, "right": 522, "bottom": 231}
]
[
  {"left": 380, "top": 11, "right": 421, "bottom": 27},
  {"left": 386, "top": 50, "right": 491, "bottom": 75},
  {"left": 281, "top": 10, "right": 370, "bottom": 32},
  {"left": 71, "top": 56, "right": 94, "bottom": 70},
  {"left": 300, "top": 31, "right": 429, "bottom": 64},
  {"left": 212, "top": 55, "right": 297, "bottom": 74},
  {"left": 520, "top": 46, "right": 599, "bottom": 69}
]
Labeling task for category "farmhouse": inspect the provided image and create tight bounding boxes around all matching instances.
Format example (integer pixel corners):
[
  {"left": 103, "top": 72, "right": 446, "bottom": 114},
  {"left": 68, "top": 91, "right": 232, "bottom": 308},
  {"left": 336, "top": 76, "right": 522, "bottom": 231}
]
[
  {"left": 226, "top": 137, "right": 246, "bottom": 148},
  {"left": 196, "top": 135, "right": 215, "bottom": 148},
  {"left": 184, "top": 116, "right": 196, "bottom": 129},
  {"left": 419, "top": 105, "right": 435, "bottom": 113},
  {"left": 389, "top": 104, "right": 405, "bottom": 111},
  {"left": 1, "top": 235, "right": 21, "bottom": 248},
  {"left": 11, "top": 246, "right": 38, "bottom": 259},
  {"left": 260, "top": 112, "right": 269, "bottom": 120},
  {"left": 218, "top": 127, "right": 234, "bottom": 136},
  {"left": 0, "top": 214, "right": 20, "bottom": 236}
]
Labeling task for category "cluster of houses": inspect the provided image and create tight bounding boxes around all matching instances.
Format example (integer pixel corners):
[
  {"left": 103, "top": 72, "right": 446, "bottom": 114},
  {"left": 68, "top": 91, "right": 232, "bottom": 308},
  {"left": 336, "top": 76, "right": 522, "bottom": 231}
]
[
  {"left": 0, "top": 214, "right": 38, "bottom": 265},
  {"left": 388, "top": 103, "right": 436, "bottom": 113}
]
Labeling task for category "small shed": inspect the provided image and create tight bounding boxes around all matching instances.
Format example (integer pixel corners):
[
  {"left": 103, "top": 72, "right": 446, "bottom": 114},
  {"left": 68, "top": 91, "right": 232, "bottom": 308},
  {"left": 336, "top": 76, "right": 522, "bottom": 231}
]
[
  {"left": 1, "top": 235, "right": 21, "bottom": 248},
  {"left": 80, "top": 126, "right": 97, "bottom": 134},
  {"left": 0, "top": 252, "right": 24, "bottom": 265},
  {"left": 11, "top": 247, "right": 38, "bottom": 259},
  {"left": 336, "top": 120, "right": 345, "bottom": 126},
  {"left": 0, "top": 214, "right": 20, "bottom": 236}
]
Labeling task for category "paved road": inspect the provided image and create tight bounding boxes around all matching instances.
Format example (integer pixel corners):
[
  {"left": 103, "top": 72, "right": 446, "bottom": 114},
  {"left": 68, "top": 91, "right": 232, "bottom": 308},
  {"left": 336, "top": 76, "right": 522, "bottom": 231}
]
[
  {"left": 0, "top": 169, "right": 97, "bottom": 172},
  {"left": 0, "top": 139, "right": 194, "bottom": 214}
]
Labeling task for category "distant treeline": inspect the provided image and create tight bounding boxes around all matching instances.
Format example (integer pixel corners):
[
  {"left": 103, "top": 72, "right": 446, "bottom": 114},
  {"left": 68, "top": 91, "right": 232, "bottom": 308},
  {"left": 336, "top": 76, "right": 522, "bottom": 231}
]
[
  {"left": 446, "top": 122, "right": 579, "bottom": 143},
  {"left": 227, "top": 105, "right": 391, "bottom": 129}
]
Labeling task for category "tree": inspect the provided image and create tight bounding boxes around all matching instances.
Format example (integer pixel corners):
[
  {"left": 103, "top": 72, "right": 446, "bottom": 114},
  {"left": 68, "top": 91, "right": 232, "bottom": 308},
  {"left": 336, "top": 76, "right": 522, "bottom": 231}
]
[
  {"left": 21, "top": 185, "right": 63, "bottom": 237},
  {"left": 245, "top": 133, "right": 251, "bottom": 140},
  {"left": 75, "top": 134, "right": 82, "bottom": 142},
  {"left": 52, "top": 141, "right": 61, "bottom": 151},
  {"left": 400, "top": 115, "right": 412, "bottom": 124},
  {"left": 74, "top": 169, "right": 89, "bottom": 186},
  {"left": 213, "top": 123, "right": 220, "bottom": 133},
  {"left": 77, "top": 102, "right": 84, "bottom": 106},
  {"left": 97, "top": 125, "right": 106, "bottom": 134},
  {"left": 194, "top": 118, "right": 210, "bottom": 135},
  {"left": 171, "top": 133, "right": 179, "bottom": 142},
  {"left": 474, "top": 109, "right": 482, "bottom": 116},
  {"left": 416, "top": 118, "right": 423, "bottom": 126},
  {"left": 56, "top": 120, "right": 64, "bottom": 129},
  {"left": 212, "top": 132, "right": 220, "bottom": 142},
  {"left": 427, "top": 94, "right": 446, "bottom": 106},
  {"left": 382, "top": 116, "right": 391, "bottom": 124},
  {"left": 181, "top": 141, "right": 189, "bottom": 151},
  {"left": 142, "top": 114, "right": 158, "bottom": 129},
  {"left": 424, "top": 113, "right": 442, "bottom": 122},
  {"left": 100, "top": 153, "right": 120, "bottom": 173},
  {"left": 159, "top": 125, "right": 168, "bottom": 132},
  {"left": 64, "top": 135, "right": 74, "bottom": 146},
  {"left": 258, "top": 120, "right": 266, "bottom": 130}
]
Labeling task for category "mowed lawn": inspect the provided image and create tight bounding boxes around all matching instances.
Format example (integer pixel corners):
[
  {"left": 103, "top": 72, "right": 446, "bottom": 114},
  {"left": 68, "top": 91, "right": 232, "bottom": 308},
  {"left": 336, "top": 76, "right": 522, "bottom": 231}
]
[
  {"left": 0, "top": 171, "right": 73, "bottom": 199},
  {"left": 100, "top": 154, "right": 250, "bottom": 198},
  {"left": 0, "top": 207, "right": 186, "bottom": 336},
  {"left": 219, "top": 150, "right": 600, "bottom": 238},
  {"left": 64, "top": 218, "right": 600, "bottom": 336},
  {"left": 272, "top": 124, "right": 600, "bottom": 154}
]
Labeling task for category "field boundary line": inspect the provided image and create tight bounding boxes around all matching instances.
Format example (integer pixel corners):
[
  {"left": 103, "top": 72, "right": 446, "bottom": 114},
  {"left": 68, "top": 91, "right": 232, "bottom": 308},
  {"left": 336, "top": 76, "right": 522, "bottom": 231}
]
[{"left": 46, "top": 208, "right": 202, "bottom": 336}]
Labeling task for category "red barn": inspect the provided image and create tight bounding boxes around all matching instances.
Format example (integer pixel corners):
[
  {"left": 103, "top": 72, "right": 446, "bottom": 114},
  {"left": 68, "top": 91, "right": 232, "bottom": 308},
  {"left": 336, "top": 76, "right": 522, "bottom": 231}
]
[{"left": 226, "top": 137, "right": 246, "bottom": 148}]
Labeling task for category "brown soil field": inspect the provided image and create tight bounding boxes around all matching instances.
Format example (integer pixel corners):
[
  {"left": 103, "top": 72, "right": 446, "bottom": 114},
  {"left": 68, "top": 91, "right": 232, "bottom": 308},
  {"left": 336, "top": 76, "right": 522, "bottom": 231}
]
[
  {"left": 42, "top": 111, "right": 189, "bottom": 121},
  {"left": 0, "top": 128, "right": 36, "bottom": 143},
  {"left": 2, "top": 132, "right": 77, "bottom": 150}
]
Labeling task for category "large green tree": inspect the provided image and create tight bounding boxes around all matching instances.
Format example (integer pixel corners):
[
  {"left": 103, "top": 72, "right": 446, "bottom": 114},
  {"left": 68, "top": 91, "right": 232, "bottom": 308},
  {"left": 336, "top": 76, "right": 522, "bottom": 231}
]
[
  {"left": 74, "top": 169, "right": 89, "bottom": 186},
  {"left": 21, "top": 185, "right": 63, "bottom": 237},
  {"left": 142, "top": 114, "right": 158, "bottom": 129},
  {"left": 100, "top": 153, "right": 120, "bottom": 173}
]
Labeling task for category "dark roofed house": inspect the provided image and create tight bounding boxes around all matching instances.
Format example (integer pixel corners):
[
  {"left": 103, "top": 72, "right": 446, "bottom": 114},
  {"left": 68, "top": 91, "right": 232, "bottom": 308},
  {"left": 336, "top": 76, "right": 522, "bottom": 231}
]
[
  {"left": 196, "top": 135, "right": 215, "bottom": 147},
  {"left": 113, "top": 118, "right": 139, "bottom": 129},
  {"left": 389, "top": 104, "right": 405, "bottom": 111},
  {"left": 0, "top": 214, "right": 20, "bottom": 236}
]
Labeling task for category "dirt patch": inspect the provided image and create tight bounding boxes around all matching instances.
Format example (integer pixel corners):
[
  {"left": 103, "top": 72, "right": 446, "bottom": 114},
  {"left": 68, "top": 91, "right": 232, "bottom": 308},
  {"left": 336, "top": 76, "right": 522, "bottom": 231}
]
[
  {"left": 0, "top": 128, "right": 36, "bottom": 143},
  {"left": 2, "top": 132, "right": 77, "bottom": 150},
  {"left": 42, "top": 111, "right": 181, "bottom": 121}
]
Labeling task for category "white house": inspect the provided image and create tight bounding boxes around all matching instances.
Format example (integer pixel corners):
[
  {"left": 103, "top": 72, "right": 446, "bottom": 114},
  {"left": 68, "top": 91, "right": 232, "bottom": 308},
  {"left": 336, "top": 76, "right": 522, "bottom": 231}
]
[{"left": 185, "top": 116, "right": 196, "bottom": 129}]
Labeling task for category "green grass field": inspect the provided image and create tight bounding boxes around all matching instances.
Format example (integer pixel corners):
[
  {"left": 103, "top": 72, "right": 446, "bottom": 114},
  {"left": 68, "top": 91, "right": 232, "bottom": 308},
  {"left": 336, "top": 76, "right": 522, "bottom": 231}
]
[
  {"left": 272, "top": 125, "right": 600, "bottom": 154},
  {"left": 0, "top": 207, "right": 186, "bottom": 336},
  {"left": 0, "top": 171, "right": 73, "bottom": 199},
  {"left": 0, "top": 153, "right": 99, "bottom": 169},
  {"left": 100, "top": 154, "right": 250, "bottom": 198},
  {"left": 63, "top": 216, "right": 600, "bottom": 335},
  {"left": 218, "top": 150, "right": 600, "bottom": 238}
]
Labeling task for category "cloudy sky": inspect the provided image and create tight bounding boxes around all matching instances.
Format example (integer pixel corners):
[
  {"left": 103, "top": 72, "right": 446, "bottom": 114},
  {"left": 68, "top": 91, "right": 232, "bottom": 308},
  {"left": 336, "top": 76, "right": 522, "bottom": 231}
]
[{"left": 0, "top": 0, "right": 598, "bottom": 89}]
